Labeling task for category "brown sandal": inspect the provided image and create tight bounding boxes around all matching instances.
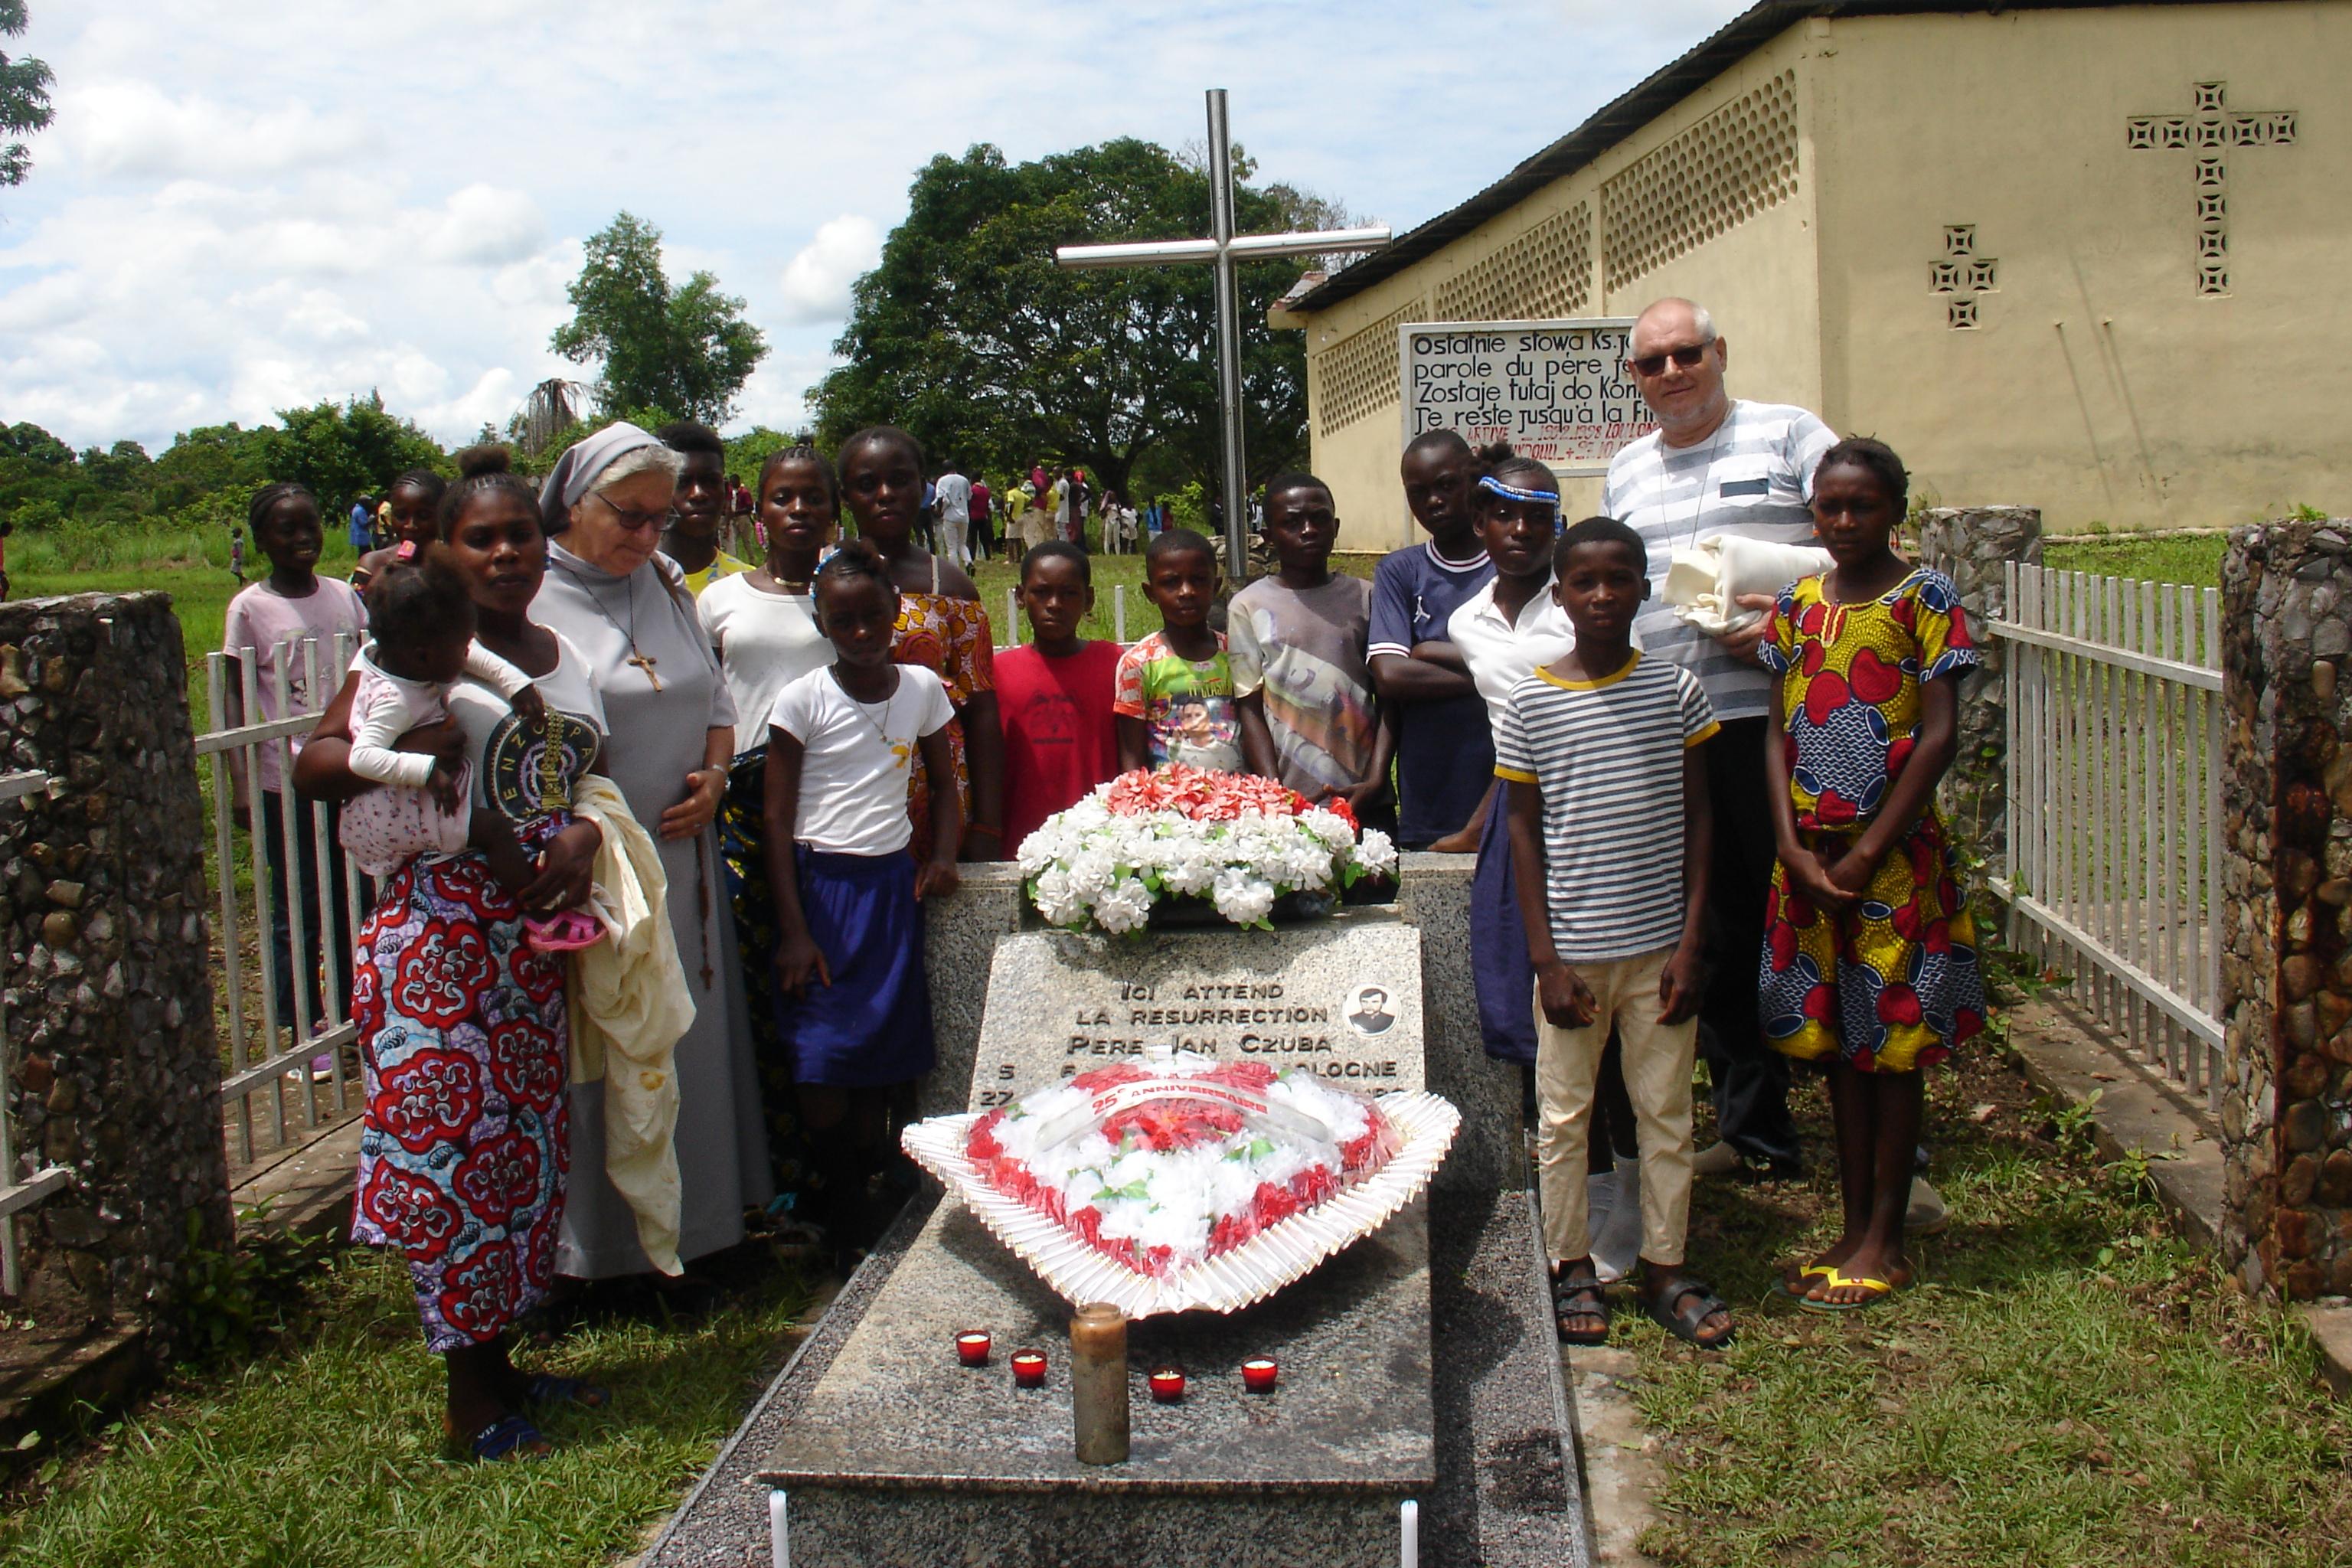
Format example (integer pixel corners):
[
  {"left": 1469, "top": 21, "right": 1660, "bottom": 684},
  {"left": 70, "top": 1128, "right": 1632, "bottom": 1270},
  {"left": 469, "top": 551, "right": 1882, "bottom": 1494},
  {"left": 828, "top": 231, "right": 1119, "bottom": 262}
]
[
  {"left": 1551, "top": 1259, "right": 1610, "bottom": 1346},
  {"left": 1644, "top": 1276, "right": 1734, "bottom": 1349}
]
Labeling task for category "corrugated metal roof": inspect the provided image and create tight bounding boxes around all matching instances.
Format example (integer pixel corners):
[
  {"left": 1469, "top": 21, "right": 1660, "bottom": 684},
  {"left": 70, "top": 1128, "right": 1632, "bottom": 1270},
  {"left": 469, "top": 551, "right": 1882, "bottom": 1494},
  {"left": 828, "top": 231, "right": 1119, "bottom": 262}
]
[{"left": 1285, "top": 0, "right": 2262, "bottom": 316}]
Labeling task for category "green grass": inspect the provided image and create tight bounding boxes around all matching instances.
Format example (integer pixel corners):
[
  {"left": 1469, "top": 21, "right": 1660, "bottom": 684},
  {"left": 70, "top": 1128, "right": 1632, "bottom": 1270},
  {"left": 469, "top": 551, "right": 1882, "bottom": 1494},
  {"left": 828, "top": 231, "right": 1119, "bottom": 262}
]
[
  {"left": 1626, "top": 1037, "right": 2351, "bottom": 1566},
  {"left": 0, "top": 1247, "right": 819, "bottom": 1567},
  {"left": 2043, "top": 534, "right": 2227, "bottom": 589},
  {"left": 971, "top": 547, "right": 1378, "bottom": 648},
  {"left": 11, "top": 534, "right": 362, "bottom": 735}
]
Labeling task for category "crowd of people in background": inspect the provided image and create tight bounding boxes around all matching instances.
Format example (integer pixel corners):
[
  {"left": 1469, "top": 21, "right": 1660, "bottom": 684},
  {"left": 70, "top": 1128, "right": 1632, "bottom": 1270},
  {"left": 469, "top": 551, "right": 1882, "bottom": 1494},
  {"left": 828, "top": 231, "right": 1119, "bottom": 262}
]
[{"left": 211, "top": 292, "right": 1982, "bottom": 1459}]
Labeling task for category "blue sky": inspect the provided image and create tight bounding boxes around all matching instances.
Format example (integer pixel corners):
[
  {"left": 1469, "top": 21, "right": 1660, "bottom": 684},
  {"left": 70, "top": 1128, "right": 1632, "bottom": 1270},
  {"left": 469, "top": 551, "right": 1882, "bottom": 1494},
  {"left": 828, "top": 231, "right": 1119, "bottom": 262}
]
[{"left": 0, "top": 0, "right": 1749, "bottom": 451}]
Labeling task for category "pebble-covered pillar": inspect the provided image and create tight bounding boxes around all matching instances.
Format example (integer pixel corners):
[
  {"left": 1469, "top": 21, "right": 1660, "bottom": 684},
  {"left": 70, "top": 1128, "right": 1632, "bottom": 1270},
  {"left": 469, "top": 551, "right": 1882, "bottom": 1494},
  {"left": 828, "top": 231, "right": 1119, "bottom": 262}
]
[
  {"left": 2217, "top": 521, "right": 2352, "bottom": 1299},
  {"left": 0, "top": 592, "right": 230, "bottom": 1359},
  {"left": 1916, "top": 505, "right": 2042, "bottom": 897}
]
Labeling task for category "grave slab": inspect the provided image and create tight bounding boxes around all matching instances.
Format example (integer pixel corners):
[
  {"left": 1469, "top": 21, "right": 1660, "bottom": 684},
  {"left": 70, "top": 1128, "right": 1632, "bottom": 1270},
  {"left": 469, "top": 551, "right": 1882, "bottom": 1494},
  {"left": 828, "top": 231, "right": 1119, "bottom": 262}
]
[
  {"left": 639, "top": 900, "right": 1583, "bottom": 1567},
  {"left": 762, "top": 914, "right": 1436, "bottom": 1565}
]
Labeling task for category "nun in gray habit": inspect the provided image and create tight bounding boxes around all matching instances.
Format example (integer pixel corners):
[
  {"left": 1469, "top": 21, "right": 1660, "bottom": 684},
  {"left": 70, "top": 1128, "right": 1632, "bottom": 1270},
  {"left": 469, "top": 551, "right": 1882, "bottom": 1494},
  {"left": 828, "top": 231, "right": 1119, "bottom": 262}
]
[{"left": 534, "top": 422, "right": 772, "bottom": 1276}]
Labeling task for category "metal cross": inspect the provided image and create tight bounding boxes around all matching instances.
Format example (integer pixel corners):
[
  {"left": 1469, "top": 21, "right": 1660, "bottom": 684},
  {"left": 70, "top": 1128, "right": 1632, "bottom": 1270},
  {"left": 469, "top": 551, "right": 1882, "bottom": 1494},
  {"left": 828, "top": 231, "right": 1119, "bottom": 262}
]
[{"left": 1057, "top": 90, "right": 1390, "bottom": 580}]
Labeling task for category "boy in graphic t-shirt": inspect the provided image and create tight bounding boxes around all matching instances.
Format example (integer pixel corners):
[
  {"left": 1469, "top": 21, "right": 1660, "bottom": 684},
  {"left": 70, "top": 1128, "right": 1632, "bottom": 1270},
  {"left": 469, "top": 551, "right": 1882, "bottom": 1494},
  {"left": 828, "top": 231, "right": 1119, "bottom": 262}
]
[
  {"left": 1229, "top": 473, "right": 1392, "bottom": 821},
  {"left": 998, "top": 542, "right": 1123, "bottom": 848},
  {"left": 1114, "top": 528, "right": 1244, "bottom": 773}
]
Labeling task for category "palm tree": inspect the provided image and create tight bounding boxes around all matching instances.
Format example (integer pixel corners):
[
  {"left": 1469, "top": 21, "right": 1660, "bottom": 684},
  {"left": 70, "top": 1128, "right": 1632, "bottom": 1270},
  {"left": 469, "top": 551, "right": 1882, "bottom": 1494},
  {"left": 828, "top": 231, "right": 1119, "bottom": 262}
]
[{"left": 511, "top": 378, "right": 594, "bottom": 456}]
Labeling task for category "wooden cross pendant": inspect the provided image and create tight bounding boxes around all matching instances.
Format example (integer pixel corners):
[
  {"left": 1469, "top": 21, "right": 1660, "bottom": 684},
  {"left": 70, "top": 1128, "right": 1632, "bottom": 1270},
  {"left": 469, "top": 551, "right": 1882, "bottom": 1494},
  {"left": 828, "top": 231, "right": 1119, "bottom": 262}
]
[{"left": 627, "top": 650, "right": 662, "bottom": 691}]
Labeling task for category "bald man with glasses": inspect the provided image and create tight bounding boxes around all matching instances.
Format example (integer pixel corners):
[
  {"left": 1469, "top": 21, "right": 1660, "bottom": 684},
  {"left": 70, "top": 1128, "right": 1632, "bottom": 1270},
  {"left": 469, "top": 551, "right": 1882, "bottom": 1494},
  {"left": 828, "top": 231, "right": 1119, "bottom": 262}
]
[{"left": 1602, "top": 297, "right": 1834, "bottom": 1187}]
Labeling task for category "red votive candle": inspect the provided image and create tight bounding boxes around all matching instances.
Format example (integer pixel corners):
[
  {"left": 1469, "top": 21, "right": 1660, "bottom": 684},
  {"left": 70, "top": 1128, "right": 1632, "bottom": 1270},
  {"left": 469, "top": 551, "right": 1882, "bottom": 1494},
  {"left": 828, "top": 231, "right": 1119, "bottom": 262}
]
[
  {"left": 956, "top": 1330, "right": 992, "bottom": 1367},
  {"left": 1148, "top": 1366, "right": 1186, "bottom": 1403},
  {"left": 1011, "top": 1349, "right": 1047, "bottom": 1387},
  {"left": 1241, "top": 1357, "right": 1279, "bottom": 1393}
]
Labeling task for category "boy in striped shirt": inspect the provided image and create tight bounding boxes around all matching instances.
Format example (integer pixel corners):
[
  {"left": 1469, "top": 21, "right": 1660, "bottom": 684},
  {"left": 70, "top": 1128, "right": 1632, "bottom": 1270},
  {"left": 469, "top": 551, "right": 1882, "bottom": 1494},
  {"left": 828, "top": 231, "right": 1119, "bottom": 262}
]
[{"left": 1497, "top": 515, "right": 1733, "bottom": 1351}]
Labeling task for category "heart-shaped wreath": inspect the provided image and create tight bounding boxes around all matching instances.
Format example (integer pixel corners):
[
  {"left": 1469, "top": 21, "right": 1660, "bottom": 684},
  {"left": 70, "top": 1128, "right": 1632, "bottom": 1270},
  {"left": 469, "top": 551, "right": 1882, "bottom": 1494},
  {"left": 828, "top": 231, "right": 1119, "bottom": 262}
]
[{"left": 901, "top": 1054, "right": 1458, "bottom": 1317}]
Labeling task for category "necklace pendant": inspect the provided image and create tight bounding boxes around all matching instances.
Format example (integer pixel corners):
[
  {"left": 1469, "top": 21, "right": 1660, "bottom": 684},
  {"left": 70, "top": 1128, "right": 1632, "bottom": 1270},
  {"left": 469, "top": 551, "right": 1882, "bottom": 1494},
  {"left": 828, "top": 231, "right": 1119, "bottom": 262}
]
[{"left": 628, "top": 650, "right": 662, "bottom": 691}]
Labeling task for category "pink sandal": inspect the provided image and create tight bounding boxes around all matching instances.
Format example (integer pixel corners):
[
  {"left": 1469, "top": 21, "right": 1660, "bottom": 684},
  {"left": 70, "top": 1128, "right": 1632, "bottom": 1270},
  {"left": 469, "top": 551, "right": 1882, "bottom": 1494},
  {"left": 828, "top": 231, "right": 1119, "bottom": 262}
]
[{"left": 524, "top": 909, "right": 606, "bottom": 952}]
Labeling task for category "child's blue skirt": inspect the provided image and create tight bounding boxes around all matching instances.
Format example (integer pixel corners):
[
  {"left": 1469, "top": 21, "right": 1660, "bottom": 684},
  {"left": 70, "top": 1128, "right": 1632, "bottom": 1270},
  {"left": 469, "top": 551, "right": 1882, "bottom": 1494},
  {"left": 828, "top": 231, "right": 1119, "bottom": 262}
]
[
  {"left": 1469, "top": 799, "right": 1538, "bottom": 1066},
  {"left": 773, "top": 844, "right": 937, "bottom": 1088}
]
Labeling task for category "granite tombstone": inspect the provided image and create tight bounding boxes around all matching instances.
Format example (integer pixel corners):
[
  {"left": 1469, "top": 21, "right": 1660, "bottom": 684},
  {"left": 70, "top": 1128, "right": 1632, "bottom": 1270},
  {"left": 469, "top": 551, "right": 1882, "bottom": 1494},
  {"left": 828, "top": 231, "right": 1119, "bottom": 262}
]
[
  {"left": 761, "top": 913, "right": 1436, "bottom": 1566},
  {"left": 645, "top": 870, "right": 1587, "bottom": 1568}
]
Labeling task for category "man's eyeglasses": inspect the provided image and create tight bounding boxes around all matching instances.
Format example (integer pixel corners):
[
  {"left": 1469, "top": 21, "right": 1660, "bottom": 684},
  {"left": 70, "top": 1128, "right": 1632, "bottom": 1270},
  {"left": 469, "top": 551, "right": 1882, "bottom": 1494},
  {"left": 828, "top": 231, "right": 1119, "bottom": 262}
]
[
  {"left": 593, "top": 492, "right": 675, "bottom": 532},
  {"left": 1627, "top": 343, "right": 1713, "bottom": 377}
]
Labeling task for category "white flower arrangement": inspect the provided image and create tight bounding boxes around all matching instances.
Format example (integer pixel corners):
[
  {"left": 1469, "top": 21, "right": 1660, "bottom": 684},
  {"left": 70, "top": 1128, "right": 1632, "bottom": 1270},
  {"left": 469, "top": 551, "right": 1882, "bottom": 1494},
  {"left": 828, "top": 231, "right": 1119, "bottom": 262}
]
[{"left": 1015, "top": 765, "right": 1399, "bottom": 935}]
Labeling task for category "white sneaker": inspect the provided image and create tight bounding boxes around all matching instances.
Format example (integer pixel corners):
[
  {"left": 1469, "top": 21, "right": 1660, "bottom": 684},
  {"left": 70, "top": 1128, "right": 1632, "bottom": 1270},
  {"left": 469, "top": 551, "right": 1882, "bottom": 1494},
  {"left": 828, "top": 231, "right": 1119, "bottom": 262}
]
[{"left": 1592, "top": 1159, "right": 1644, "bottom": 1283}]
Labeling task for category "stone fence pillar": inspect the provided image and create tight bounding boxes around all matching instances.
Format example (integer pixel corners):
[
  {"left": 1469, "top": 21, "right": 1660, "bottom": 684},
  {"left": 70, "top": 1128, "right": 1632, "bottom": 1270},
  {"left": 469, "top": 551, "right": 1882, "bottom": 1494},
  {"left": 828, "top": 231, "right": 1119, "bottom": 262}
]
[
  {"left": 1917, "top": 505, "right": 2042, "bottom": 897},
  {"left": 0, "top": 592, "right": 229, "bottom": 1362},
  {"left": 2216, "top": 521, "right": 2352, "bottom": 1300}
]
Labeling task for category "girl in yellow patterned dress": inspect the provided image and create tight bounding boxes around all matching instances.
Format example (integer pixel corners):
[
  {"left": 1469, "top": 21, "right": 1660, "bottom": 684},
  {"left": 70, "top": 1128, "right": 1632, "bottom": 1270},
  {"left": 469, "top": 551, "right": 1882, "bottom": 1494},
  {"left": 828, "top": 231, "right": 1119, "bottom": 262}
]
[
  {"left": 1757, "top": 437, "right": 1985, "bottom": 1312},
  {"left": 837, "top": 426, "right": 1004, "bottom": 862}
]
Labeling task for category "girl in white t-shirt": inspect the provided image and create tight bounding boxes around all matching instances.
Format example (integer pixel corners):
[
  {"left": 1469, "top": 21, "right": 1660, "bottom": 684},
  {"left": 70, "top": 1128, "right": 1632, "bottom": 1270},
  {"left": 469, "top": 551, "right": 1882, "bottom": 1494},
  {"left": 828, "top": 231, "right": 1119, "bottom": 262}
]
[
  {"left": 762, "top": 541, "right": 960, "bottom": 1250},
  {"left": 702, "top": 443, "right": 839, "bottom": 1211}
]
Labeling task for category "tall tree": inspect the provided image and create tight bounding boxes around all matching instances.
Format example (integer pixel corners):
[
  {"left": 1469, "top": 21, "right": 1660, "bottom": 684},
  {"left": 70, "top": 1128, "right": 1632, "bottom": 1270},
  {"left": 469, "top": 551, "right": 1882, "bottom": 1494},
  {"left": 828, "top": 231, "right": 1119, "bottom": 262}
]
[
  {"left": 146, "top": 423, "right": 276, "bottom": 511},
  {"left": 0, "top": 1, "right": 51, "bottom": 189},
  {"left": 550, "top": 212, "right": 767, "bottom": 426},
  {"left": 808, "top": 140, "right": 1327, "bottom": 500},
  {"left": 265, "top": 395, "right": 446, "bottom": 505}
]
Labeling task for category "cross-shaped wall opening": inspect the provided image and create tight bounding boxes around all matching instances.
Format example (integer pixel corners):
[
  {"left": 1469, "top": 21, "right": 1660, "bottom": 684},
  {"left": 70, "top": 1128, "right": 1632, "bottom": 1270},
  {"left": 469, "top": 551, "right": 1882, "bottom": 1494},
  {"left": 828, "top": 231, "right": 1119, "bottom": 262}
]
[
  {"left": 2127, "top": 80, "right": 2298, "bottom": 296},
  {"left": 1929, "top": 223, "right": 1996, "bottom": 330}
]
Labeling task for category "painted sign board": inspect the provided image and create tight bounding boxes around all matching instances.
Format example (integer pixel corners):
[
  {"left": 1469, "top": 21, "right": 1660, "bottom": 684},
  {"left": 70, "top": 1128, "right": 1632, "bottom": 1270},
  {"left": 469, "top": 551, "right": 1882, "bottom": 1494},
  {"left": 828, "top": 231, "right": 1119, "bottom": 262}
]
[{"left": 1398, "top": 317, "right": 1657, "bottom": 476}]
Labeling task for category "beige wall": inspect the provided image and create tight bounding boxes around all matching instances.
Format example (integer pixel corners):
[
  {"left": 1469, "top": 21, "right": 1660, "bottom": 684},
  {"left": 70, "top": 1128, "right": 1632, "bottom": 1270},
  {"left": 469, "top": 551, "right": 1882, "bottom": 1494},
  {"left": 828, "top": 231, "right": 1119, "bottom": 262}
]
[
  {"left": 1814, "top": 2, "right": 2352, "bottom": 528},
  {"left": 1297, "top": 2, "right": 2351, "bottom": 539}
]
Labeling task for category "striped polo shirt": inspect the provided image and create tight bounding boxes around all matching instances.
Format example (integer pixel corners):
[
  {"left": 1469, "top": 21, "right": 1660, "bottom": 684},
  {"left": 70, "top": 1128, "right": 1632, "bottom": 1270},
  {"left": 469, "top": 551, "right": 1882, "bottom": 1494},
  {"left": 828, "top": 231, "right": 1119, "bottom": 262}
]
[
  {"left": 1492, "top": 652, "right": 1719, "bottom": 965},
  {"left": 1601, "top": 399, "right": 1836, "bottom": 723}
]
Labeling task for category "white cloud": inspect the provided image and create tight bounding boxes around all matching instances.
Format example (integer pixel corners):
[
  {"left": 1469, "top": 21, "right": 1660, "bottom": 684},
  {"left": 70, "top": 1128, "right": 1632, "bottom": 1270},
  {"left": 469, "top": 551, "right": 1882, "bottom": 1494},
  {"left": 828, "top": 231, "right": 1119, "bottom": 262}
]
[
  {"left": 0, "top": 0, "right": 1753, "bottom": 450},
  {"left": 425, "top": 185, "right": 548, "bottom": 267},
  {"left": 56, "top": 79, "right": 374, "bottom": 180},
  {"left": 778, "top": 214, "right": 883, "bottom": 326}
]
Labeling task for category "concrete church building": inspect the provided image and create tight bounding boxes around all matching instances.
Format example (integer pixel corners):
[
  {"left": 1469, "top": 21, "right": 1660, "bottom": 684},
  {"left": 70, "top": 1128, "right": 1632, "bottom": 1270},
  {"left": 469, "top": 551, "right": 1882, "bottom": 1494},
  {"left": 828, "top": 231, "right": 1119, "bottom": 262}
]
[{"left": 1279, "top": 0, "right": 2348, "bottom": 546}]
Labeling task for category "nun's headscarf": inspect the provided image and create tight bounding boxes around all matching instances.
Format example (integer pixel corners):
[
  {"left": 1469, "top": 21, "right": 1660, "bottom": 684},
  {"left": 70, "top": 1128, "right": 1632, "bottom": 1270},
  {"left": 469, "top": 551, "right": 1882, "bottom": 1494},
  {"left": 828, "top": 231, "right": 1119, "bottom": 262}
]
[{"left": 540, "top": 421, "right": 668, "bottom": 534}]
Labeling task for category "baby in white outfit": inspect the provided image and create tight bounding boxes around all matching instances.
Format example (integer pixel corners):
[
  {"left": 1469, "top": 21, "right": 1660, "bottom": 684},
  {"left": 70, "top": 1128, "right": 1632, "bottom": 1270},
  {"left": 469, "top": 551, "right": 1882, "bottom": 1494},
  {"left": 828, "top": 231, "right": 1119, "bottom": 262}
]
[
  {"left": 336, "top": 547, "right": 539, "bottom": 875},
  {"left": 338, "top": 547, "right": 603, "bottom": 950}
]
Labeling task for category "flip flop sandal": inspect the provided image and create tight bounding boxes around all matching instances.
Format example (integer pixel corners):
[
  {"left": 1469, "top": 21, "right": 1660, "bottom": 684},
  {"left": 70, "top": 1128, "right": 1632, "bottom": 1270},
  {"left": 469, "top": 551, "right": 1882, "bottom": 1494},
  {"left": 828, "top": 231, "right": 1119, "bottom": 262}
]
[
  {"left": 1550, "top": 1261, "right": 1611, "bottom": 1347},
  {"left": 524, "top": 1374, "right": 612, "bottom": 1410},
  {"left": 1772, "top": 1263, "right": 1834, "bottom": 1302},
  {"left": 1796, "top": 1266, "right": 1900, "bottom": 1314},
  {"left": 1645, "top": 1277, "right": 1736, "bottom": 1348},
  {"left": 466, "top": 1413, "right": 552, "bottom": 1462}
]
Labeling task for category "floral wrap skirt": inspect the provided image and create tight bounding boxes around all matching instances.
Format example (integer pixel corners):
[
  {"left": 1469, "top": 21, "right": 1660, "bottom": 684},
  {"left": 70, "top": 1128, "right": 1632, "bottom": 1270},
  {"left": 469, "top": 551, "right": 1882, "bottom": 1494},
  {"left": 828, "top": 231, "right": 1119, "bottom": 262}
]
[
  {"left": 350, "top": 848, "right": 568, "bottom": 1351},
  {"left": 1759, "top": 815, "right": 1987, "bottom": 1073}
]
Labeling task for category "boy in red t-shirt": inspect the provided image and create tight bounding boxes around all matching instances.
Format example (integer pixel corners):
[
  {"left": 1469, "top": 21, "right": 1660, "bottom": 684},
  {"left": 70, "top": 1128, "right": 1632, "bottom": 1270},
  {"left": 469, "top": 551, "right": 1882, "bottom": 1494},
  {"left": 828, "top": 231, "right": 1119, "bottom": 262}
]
[{"left": 997, "top": 542, "right": 1124, "bottom": 851}]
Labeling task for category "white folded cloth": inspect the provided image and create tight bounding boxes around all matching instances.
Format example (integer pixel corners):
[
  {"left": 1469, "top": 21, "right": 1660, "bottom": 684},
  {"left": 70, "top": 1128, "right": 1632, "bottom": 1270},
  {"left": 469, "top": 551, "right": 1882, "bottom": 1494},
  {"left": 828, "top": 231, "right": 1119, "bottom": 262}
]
[
  {"left": 1661, "top": 535, "right": 1837, "bottom": 635},
  {"left": 1591, "top": 1157, "right": 1643, "bottom": 1285}
]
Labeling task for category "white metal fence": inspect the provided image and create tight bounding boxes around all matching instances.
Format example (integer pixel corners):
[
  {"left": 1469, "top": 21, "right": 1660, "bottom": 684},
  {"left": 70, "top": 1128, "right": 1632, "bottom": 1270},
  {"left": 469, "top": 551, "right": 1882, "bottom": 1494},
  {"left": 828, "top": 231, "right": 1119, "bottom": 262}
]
[
  {"left": 198, "top": 633, "right": 367, "bottom": 1168},
  {"left": 0, "top": 767, "right": 72, "bottom": 1295},
  {"left": 1991, "top": 563, "right": 2225, "bottom": 1109}
]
